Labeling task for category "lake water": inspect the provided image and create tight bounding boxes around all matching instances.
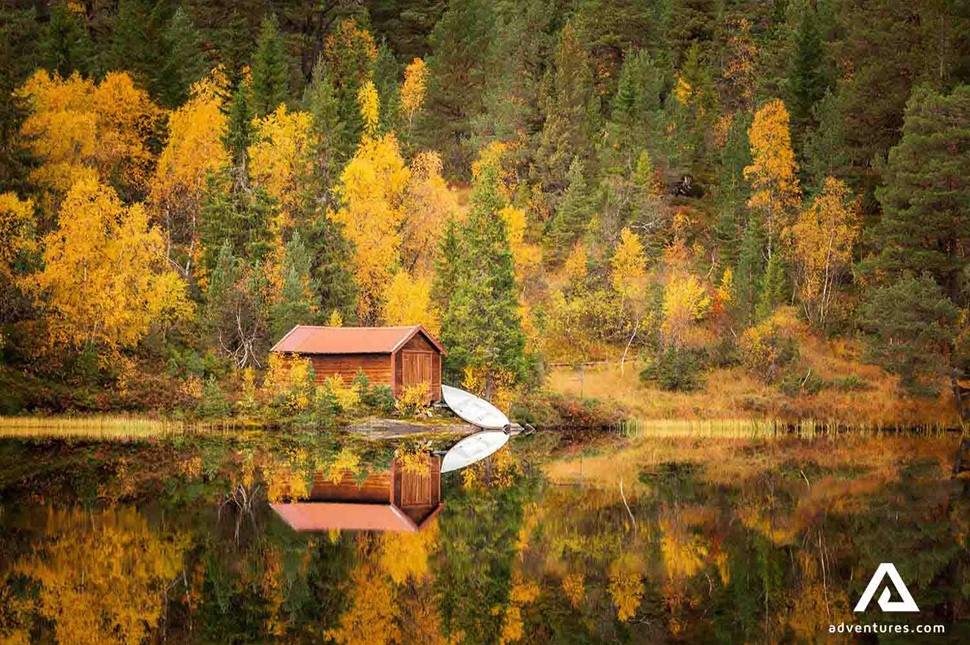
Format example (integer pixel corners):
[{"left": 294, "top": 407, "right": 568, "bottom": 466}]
[{"left": 0, "top": 429, "right": 967, "bottom": 643}]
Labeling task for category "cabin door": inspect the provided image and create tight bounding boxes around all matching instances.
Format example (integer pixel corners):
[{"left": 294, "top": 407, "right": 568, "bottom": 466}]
[{"left": 401, "top": 351, "right": 434, "bottom": 398}]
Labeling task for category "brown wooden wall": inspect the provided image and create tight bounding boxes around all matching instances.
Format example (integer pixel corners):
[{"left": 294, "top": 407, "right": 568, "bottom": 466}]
[
  {"left": 307, "top": 353, "right": 393, "bottom": 389},
  {"left": 309, "top": 470, "right": 391, "bottom": 503}
]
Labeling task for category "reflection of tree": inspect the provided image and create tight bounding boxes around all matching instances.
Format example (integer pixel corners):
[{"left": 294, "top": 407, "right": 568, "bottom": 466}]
[
  {"left": 380, "top": 520, "right": 439, "bottom": 585},
  {"left": 435, "top": 466, "right": 536, "bottom": 644},
  {"left": 15, "top": 507, "right": 188, "bottom": 645},
  {"left": 326, "top": 540, "right": 400, "bottom": 645}
]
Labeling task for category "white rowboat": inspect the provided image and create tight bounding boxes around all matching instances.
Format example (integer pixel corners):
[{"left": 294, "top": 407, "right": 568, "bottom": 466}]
[{"left": 441, "top": 384, "right": 510, "bottom": 430}]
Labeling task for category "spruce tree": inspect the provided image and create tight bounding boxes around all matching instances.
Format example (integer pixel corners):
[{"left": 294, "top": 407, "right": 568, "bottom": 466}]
[
  {"left": 250, "top": 14, "right": 290, "bottom": 117},
  {"left": 787, "top": 6, "right": 826, "bottom": 143},
  {"left": 714, "top": 111, "right": 753, "bottom": 267},
  {"left": 158, "top": 7, "right": 210, "bottom": 108},
  {"left": 873, "top": 85, "right": 970, "bottom": 300},
  {"left": 439, "top": 156, "right": 526, "bottom": 396},
  {"left": 756, "top": 254, "right": 788, "bottom": 319},
  {"left": 223, "top": 82, "right": 255, "bottom": 172},
  {"left": 271, "top": 232, "right": 320, "bottom": 339},
  {"left": 302, "top": 59, "right": 348, "bottom": 195},
  {"left": 0, "top": 6, "right": 37, "bottom": 193},
  {"left": 802, "top": 89, "right": 849, "bottom": 195},
  {"left": 41, "top": 2, "right": 94, "bottom": 77},
  {"left": 535, "top": 22, "right": 599, "bottom": 193},
  {"left": 373, "top": 42, "right": 401, "bottom": 134},
  {"left": 603, "top": 49, "right": 665, "bottom": 170},
  {"left": 545, "top": 158, "right": 590, "bottom": 263},
  {"left": 732, "top": 215, "right": 765, "bottom": 322}
]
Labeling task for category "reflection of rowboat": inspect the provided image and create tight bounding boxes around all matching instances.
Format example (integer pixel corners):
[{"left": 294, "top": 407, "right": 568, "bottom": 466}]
[
  {"left": 441, "top": 384, "right": 509, "bottom": 430},
  {"left": 440, "top": 430, "right": 510, "bottom": 473}
]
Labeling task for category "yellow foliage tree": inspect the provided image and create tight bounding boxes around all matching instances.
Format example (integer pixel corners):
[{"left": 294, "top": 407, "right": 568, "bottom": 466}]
[
  {"left": 400, "top": 151, "right": 456, "bottom": 276},
  {"left": 383, "top": 270, "right": 439, "bottom": 335},
  {"left": 15, "top": 507, "right": 188, "bottom": 645},
  {"left": 30, "top": 178, "right": 191, "bottom": 352},
  {"left": 745, "top": 99, "right": 801, "bottom": 259},
  {"left": 330, "top": 133, "right": 410, "bottom": 323},
  {"left": 17, "top": 71, "right": 162, "bottom": 199},
  {"left": 149, "top": 70, "right": 229, "bottom": 264},
  {"left": 661, "top": 274, "right": 712, "bottom": 348},
  {"left": 0, "top": 192, "right": 35, "bottom": 279},
  {"left": 248, "top": 105, "right": 313, "bottom": 232},
  {"left": 400, "top": 58, "right": 429, "bottom": 126},
  {"left": 789, "top": 177, "right": 860, "bottom": 327},
  {"left": 611, "top": 228, "right": 648, "bottom": 371},
  {"left": 358, "top": 80, "right": 380, "bottom": 136}
]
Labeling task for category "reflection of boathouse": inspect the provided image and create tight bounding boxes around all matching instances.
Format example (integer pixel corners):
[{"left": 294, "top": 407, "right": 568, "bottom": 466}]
[{"left": 272, "top": 455, "right": 443, "bottom": 532}]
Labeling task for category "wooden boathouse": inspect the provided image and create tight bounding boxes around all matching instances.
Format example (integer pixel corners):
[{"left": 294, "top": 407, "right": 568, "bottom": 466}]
[{"left": 270, "top": 325, "right": 445, "bottom": 403}]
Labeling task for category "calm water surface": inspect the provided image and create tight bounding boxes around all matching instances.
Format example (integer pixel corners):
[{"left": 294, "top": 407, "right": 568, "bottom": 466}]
[{"left": 0, "top": 430, "right": 967, "bottom": 643}]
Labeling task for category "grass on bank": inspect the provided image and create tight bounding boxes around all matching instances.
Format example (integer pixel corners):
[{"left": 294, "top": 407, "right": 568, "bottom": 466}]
[
  {"left": 549, "top": 334, "right": 962, "bottom": 429},
  {"left": 0, "top": 415, "right": 243, "bottom": 440}
]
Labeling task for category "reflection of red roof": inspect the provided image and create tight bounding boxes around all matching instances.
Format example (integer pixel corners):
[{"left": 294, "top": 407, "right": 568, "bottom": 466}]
[
  {"left": 270, "top": 325, "right": 444, "bottom": 354},
  {"left": 271, "top": 502, "right": 443, "bottom": 533}
]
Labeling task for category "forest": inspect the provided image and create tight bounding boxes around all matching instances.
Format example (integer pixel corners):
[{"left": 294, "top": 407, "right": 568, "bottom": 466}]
[{"left": 0, "top": 0, "right": 969, "bottom": 424}]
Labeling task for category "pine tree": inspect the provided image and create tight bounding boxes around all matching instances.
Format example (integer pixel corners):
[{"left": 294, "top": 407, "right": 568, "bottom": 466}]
[
  {"left": 250, "top": 14, "right": 290, "bottom": 117},
  {"left": 873, "top": 85, "right": 970, "bottom": 300},
  {"left": 421, "top": 0, "right": 496, "bottom": 175},
  {"left": 828, "top": 0, "right": 926, "bottom": 206},
  {"left": 158, "top": 7, "right": 210, "bottom": 108},
  {"left": 535, "top": 22, "right": 599, "bottom": 193},
  {"left": 439, "top": 154, "right": 526, "bottom": 395},
  {"left": 41, "top": 2, "right": 94, "bottom": 78}
]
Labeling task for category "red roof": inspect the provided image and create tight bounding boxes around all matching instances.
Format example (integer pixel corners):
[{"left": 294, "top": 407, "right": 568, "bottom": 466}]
[
  {"left": 271, "top": 502, "right": 443, "bottom": 532},
  {"left": 270, "top": 325, "right": 445, "bottom": 355}
]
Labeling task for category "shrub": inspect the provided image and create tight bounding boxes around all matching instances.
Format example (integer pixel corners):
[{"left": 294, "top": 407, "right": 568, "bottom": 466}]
[
  {"left": 353, "top": 371, "right": 395, "bottom": 415},
  {"left": 738, "top": 308, "right": 800, "bottom": 383},
  {"left": 639, "top": 347, "right": 705, "bottom": 392},
  {"left": 197, "top": 377, "right": 232, "bottom": 418},
  {"left": 396, "top": 383, "right": 430, "bottom": 417},
  {"left": 322, "top": 375, "right": 360, "bottom": 413},
  {"left": 829, "top": 375, "right": 871, "bottom": 392},
  {"left": 778, "top": 370, "right": 825, "bottom": 397}
]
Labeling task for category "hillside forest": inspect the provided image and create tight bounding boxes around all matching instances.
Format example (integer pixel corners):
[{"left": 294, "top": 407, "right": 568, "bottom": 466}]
[{"left": 1, "top": 0, "right": 969, "bottom": 422}]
